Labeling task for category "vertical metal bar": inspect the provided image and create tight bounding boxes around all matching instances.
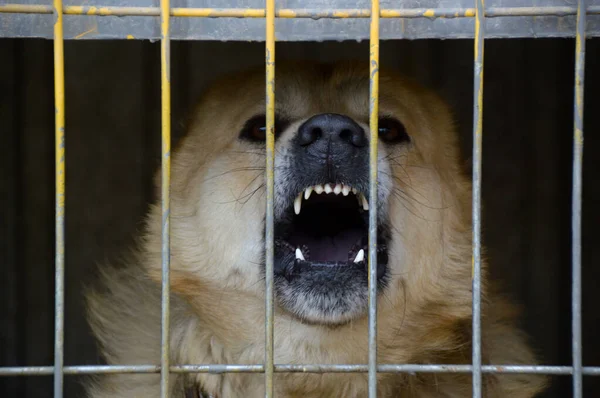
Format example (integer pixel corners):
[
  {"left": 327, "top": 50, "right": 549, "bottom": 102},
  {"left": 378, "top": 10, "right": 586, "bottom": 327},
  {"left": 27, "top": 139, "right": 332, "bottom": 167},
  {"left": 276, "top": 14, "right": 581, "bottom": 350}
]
[
  {"left": 471, "top": 0, "right": 485, "bottom": 396},
  {"left": 53, "top": 0, "right": 65, "bottom": 396},
  {"left": 159, "top": 0, "right": 171, "bottom": 395},
  {"left": 368, "top": 0, "right": 380, "bottom": 397},
  {"left": 264, "top": 0, "right": 276, "bottom": 397},
  {"left": 571, "top": 0, "right": 586, "bottom": 396}
]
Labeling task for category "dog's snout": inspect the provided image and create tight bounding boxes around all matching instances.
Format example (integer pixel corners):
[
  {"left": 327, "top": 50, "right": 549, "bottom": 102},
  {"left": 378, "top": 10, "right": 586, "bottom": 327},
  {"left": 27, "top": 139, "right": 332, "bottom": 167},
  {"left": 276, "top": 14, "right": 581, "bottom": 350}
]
[
  {"left": 297, "top": 113, "right": 367, "bottom": 148},
  {"left": 291, "top": 113, "right": 368, "bottom": 184}
]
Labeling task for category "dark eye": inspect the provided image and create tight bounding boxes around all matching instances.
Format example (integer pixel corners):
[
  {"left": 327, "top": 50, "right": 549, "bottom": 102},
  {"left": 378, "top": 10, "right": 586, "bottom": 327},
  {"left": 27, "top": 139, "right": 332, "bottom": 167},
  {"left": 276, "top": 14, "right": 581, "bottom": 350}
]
[
  {"left": 378, "top": 117, "right": 409, "bottom": 144},
  {"left": 239, "top": 114, "right": 289, "bottom": 142}
]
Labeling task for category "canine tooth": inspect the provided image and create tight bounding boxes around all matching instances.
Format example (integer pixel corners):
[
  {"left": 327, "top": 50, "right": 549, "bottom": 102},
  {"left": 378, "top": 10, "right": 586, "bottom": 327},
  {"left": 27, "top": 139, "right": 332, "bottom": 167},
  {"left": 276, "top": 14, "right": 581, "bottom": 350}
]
[
  {"left": 342, "top": 185, "right": 351, "bottom": 196},
  {"left": 360, "top": 194, "right": 369, "bottom": 211},
  {"left": 324, "top": 183, "right": 333, "bottom": 194},
  {"left": 295, "top": 248, "right": 305, "bottom": 261},
  {"left": 333, "top": 184, "right": 342, "bottom": 195},
  {"left": 351, "top": 188, "right": 357, "bottom": 195},
  {"left": 304, "top": 186, "right": 313, "bottom": 200},
  {"left": 354, "top": 249, "right": 365, "bottom": 263},
  {"left": 314, "top": 184, "right": 324, "bottom": 194},
  {"left": 294, "top": 193, "right": 302, "bottom": 215}
]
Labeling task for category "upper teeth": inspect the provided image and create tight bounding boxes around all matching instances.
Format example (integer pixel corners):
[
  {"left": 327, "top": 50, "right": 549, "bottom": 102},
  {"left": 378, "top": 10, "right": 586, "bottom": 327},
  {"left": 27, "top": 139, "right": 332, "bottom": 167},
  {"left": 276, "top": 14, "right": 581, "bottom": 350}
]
[{"left": 293, "top": 183, "right": 369, "bottom": 215}]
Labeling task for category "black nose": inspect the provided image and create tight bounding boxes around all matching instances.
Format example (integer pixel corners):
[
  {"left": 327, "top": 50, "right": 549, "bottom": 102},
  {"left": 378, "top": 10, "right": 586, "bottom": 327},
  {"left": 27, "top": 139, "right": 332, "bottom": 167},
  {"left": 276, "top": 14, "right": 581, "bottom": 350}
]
[{"left": 297, "top": 113, "right": 367, "bottom": 148}]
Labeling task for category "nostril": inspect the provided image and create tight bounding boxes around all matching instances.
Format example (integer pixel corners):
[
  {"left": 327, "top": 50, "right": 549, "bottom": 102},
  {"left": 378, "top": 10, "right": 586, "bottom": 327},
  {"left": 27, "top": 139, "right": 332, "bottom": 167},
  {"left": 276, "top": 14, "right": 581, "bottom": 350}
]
[
  {"left": 299, "top": 127, "right": 322, "bottom": 146},
  {"left": 312, "top": 127, "right": 323, "bottom": 140},
  {"left": 339, "top": 129, "right": 352, "bottom": 142}
]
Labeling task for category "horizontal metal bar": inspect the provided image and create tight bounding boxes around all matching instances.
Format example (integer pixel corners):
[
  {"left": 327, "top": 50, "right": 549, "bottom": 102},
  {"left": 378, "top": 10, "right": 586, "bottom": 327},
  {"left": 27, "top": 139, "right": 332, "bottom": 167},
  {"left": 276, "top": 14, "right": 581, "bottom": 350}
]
[
  {"left": 1, "top": 4, "right": 600, "bottom": 18},
  {"left": 2, "top": 365, "right": 600, "bottom": 376}
]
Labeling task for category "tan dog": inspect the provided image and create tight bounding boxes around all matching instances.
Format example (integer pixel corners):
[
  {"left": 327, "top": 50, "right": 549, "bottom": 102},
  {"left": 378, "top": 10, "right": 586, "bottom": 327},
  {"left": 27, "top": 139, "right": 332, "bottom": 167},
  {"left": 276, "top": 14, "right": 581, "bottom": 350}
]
[{"left": 85, "top": 61, "right": 547, "bottom": 397}]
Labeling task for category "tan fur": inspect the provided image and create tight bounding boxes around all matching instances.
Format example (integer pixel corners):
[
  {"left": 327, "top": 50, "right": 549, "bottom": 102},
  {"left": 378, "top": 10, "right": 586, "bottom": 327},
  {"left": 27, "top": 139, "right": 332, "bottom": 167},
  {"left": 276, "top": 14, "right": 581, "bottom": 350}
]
[{"left": 85, "top": 61, "right": 547, "bottom": 397}]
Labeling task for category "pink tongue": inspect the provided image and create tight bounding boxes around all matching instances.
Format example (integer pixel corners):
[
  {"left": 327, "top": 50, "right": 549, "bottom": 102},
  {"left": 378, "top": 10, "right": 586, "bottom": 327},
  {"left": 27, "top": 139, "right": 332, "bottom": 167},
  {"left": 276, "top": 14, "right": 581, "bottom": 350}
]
[{"left": 290, "top": 228, "right": 363, "bottom": 262}]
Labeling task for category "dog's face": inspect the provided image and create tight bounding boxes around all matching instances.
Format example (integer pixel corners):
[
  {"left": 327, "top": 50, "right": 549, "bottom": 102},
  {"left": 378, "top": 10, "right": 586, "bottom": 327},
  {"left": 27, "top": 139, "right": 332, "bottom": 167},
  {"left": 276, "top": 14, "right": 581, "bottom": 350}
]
[{"left": 164, "top": 61, "right": 466, "bottom": 327}]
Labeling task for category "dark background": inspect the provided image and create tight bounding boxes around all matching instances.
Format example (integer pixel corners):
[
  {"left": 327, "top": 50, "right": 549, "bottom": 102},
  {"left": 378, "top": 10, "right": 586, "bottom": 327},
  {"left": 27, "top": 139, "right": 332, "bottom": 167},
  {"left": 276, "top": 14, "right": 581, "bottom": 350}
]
[{"left": 0, "top": 38, "right": 599, "bottom": 397}]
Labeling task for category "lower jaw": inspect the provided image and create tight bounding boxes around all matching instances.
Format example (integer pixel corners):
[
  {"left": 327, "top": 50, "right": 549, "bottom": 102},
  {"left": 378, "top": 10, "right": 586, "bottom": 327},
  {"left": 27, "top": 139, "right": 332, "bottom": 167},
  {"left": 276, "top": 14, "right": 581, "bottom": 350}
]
[{"left": 272, "top": 250, "right": 389, "bottom": 325}]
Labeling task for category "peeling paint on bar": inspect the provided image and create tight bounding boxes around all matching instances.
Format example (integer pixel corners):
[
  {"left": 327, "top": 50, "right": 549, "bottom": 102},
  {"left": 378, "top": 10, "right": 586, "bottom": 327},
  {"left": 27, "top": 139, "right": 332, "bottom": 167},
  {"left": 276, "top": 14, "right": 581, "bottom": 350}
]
[
  {"left": 471, "top": 0, "right": 485, "bottom": 395},
  {"left": 53, "top": 0, "right": 66, "bottom": 396},
  {"left": 159, "top": 0, "right": 172, "bottom": 396},
  {"left": 2, "top": 4, "right": 600, "bottom": 18},
  {"left": 264, "top": 0, "right": 276, "bottom": 396},
  {"left": 368, "top": 1, "right": 380, "bottom": 397},
  {"left": 2, "top": 4, "right": 600, "bottom": 40}
]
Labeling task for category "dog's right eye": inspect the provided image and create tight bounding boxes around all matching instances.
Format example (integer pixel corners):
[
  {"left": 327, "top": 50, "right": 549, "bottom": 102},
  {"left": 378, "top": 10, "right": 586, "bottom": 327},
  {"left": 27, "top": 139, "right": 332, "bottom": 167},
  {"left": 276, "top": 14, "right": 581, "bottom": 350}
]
[
  {"left": 239, "top": 115, "right": 288, "bottom": 142},
  {"left": 240, "top": 115, "right": 268, "bottom": 142}
]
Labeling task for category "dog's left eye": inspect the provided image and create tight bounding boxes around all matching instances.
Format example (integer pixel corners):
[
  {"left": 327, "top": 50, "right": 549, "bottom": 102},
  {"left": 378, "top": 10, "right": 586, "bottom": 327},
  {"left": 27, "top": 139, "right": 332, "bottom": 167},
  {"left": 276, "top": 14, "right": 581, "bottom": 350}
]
[
  {"left": 378, "top": 117, "right": 409, "bottom": 144},
  {"left": 239, "top": 114, "right": 288, "bottom": 142}
]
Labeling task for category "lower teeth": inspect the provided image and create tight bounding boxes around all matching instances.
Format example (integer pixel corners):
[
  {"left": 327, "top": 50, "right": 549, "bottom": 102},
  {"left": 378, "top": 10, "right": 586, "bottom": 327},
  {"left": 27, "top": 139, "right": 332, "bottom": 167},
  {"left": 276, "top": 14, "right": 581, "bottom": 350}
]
[{"left": 277, "top": 239, "right": 386, "bottom": 264}]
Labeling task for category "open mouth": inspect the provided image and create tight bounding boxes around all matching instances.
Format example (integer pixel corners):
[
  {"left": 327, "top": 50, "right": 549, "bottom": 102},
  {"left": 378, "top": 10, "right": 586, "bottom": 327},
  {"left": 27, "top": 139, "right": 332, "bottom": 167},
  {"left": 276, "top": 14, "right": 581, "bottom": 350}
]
[{"left": 274, "top": 182, "right": 389, "bottom": 283}]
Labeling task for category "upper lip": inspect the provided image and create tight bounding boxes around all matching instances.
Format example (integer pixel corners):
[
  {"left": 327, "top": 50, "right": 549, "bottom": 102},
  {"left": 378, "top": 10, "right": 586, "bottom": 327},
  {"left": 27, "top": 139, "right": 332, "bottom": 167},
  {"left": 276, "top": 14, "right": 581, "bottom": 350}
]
[{"left": 292, "top": 183, "right": 369, "bottom": 215}]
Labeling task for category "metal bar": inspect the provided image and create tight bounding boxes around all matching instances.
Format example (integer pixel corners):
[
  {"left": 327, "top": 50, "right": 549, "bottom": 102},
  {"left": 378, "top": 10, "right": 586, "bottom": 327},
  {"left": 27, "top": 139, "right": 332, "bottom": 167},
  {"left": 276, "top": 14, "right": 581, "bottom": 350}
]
[
  {"left": 159, "top": 0, "right": 172, "bottom": 395},
  {"left": 2, "top": 365, "right": 600, "bottom": 376},
  {"left": 368, "top": 0, "right": 380, "bottom": 397},
  {"left": 53, "top": 0, "right": 66, "bottom": 396},
  {"left": 471, "top": 0, "right": 485, "bottom": 395},
  {"left": 571, "top": 0, "right": 586, "bottom": 395},
  {"left": 264, "top": 0, "right": 276, "bottom": 396},
  {"left": 2, "top": 4, "right": 600, "bottom": 18}
]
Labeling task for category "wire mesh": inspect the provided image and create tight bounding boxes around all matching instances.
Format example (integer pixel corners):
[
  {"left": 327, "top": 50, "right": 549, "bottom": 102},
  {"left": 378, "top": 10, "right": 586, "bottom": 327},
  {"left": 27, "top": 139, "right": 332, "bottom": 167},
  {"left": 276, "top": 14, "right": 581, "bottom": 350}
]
[{"left": 0, "top": 2, "right": 594, "bottom": 398}]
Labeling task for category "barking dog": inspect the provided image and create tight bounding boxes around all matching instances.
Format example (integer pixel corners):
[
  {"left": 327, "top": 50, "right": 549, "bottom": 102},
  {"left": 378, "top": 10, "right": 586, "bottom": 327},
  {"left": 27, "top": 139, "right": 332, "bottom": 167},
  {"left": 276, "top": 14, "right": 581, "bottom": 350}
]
[{"left": 85, "top": 61, "right": 547, "bottom": 397}]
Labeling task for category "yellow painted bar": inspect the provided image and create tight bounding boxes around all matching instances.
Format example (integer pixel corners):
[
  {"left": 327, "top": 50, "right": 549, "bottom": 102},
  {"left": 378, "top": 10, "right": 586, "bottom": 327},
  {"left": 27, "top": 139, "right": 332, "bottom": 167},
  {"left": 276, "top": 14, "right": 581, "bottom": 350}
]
[
  {"left": 67, "top": 5, "right": 159, "bottom": 15},
  {"left": 367, "top": 0, "right": 380, "bottom": 397},
  {"left": 264, "top": 0, "right": 276, "bottom": 395},
  {"left": 173, "top": 7, "right": 264, "bottom": 17},
  {"left": 3, "top": 4, "right": 599, "bottom": 18},
  {"left": 53, "top": 0, "right": 66, "bottom": 396},
  {"left": 0, "top": 4, "right": 51, "bottom": 13},
  {"left": 159, "top": 0, "right": 172, "bottom": 396},
  {"left": 470, "top": 0, "right": 485, "bottom": 394}
]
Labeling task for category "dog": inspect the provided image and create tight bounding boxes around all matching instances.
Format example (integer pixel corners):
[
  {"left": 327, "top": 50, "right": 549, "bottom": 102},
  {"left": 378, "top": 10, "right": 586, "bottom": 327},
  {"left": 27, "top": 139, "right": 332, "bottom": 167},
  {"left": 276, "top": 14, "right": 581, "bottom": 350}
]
[{"left": 85, "top": 61, "right": 547, "bottom": 397}]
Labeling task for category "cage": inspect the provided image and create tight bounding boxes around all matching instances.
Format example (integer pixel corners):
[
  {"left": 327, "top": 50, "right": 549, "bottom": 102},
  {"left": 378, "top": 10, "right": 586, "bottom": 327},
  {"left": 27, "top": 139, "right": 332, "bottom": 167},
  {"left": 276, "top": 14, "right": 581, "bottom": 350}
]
[{"left": 1, "top": 0, "right": 599, "bottom": 397}]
